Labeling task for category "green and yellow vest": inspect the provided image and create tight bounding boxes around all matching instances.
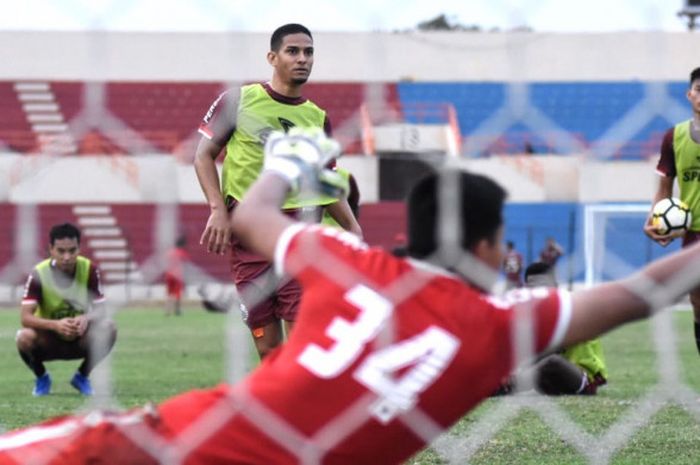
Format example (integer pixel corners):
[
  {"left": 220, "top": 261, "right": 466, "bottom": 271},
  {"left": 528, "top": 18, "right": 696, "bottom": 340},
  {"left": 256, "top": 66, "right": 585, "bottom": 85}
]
[
  {"left": 673, "top": 120, "right": 700, "bottom": 230},
  {"left": 221, "top": 83, "right": 337, "bottom": 209},
  {"left": 34, "top": 256, "right": 91, "bottom": 320}
]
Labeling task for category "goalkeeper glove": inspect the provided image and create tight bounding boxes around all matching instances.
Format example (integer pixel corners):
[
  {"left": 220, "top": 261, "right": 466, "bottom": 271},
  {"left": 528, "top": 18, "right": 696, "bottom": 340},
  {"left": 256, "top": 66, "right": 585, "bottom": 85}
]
[{"left": 263, "top": 128, "right": 345, "bottom": 198}]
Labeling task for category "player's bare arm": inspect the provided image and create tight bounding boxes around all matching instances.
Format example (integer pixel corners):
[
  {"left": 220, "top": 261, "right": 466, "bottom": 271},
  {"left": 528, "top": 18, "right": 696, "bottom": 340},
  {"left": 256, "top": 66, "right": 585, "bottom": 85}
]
[
  {"left": 231, "top": 172, "right": 295, "bottom": 262},
  {"left": 566, "top": 240, "right": 700, "bottom": 347},
  {"left": 644, "top": 175, "right": 674, "bottom": 245},
  {"left": 20, "top": 303, "right": 79, "bottom": 339},
  {"left": 74, "top": 314, "right": 88, "bottom": 336},
  {"left": 326, "top": 198, "right": 363, "bottom": 237},
  {"left": 194, "top": 137, "right": 232, "bottom": 255}
]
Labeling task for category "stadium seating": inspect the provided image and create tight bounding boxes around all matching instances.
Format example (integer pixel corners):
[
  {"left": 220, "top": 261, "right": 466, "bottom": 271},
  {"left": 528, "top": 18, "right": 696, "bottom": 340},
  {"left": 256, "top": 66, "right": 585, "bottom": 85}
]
[
  {"left": 0, "top": 81, "right": 401, "bottom": 157},
  {"left": 0, "top": 202, "right": 408, "bottom": 285},
  {"left": 0, "top": 79, "right": 687, "bottom": 159},
  {"left": 302, "top": 82, "right": 401, "bottom": 154},
  {"left": 108, "top": 204, "right": 231, "bottom": 282},
  {"left": 356, "top": 202, "right": 406, "bottom": 252},
  {"left": 397, "top": 81, "right": 687, "bottom": 159},
  {"left": 0, "top": 204, "right": 16, "bottom": 274},
  {"left": 1, "top": 200, "right": 681, "bottom": 288},
  {"left": 0, "top": 204, "right": 76, "bottom": 285},
  {"left": 0, "top": 83, "right": 37, "bottom": 153}
]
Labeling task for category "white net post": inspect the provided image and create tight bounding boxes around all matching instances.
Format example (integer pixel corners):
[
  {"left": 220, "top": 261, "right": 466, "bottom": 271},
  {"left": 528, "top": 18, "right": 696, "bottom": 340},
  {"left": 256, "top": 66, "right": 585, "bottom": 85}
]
[{"left": 583, "top": 203, "right": 651, "bottom": 287}]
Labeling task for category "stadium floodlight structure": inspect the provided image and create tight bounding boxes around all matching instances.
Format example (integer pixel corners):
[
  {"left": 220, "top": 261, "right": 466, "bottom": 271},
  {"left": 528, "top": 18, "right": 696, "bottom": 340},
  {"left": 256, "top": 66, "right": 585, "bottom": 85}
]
[{"left": 678, "top": 0, "right": 700, "bottom": 30}]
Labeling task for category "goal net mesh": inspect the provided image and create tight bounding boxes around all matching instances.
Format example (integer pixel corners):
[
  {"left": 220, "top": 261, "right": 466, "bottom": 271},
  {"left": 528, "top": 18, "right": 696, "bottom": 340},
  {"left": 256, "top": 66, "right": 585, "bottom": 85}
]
[{"left": 0, "top": 3, "right": 697, "bottom": 464}]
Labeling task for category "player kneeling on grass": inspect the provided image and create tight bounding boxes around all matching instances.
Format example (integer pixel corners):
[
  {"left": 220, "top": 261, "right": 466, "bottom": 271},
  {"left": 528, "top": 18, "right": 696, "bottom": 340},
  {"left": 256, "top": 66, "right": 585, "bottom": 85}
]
[
  {"left": 497, "top": 262, "right": 608, "bottom": 396},
  {"left": 5, "top": 130, "right": 700, "bottom": 464},
  {"left": 15, "top": 223, "right": 116, "bottom": 397}
]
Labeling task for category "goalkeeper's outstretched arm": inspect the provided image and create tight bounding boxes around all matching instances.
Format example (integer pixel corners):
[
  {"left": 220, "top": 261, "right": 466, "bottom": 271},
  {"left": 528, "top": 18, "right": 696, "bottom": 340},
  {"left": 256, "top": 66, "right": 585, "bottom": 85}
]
[
  {"left": 566, "top": 239, "right": 700, "bottom": 347},
  {"left": 231, "top": 172, "right": 295, "bottom": 262}
]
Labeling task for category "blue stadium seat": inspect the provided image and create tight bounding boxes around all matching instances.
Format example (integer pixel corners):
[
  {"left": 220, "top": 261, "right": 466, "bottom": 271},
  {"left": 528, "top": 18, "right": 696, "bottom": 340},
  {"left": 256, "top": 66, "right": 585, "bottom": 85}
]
[{"left": 397, "top": 81, "right": 683, "bottom": 159}]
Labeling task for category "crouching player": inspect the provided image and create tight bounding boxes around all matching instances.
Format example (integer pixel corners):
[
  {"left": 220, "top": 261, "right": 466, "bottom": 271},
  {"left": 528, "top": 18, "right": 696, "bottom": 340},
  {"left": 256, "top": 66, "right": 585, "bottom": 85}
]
[
  {"left": 15, "top": 223, "right": 116, "bottom": 397},
  {"left": 515, "top": 262, "right": 608, "bottom": 395}
]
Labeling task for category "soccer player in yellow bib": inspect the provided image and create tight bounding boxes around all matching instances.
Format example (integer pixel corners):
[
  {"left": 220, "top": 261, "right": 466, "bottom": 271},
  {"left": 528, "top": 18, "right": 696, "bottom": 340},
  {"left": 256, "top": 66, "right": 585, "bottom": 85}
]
[
  {"left": 194, "top": 23, "right": 361, "bottom": 359},
  {"left": 321, "top": 167, "right": 360, "bottom": 228},
  {"left": 524, "top": 262, "right": 608, "bottom": 395},
  {"left": 645, "top": 66, "right": 700, "bottom": 357},
  {"left": 15, "top": 223, "right": 116, "bottom": 396}
]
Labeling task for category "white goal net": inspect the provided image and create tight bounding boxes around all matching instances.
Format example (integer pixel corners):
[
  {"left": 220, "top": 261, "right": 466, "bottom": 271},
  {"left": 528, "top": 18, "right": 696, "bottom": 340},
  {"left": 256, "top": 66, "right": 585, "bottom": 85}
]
[{"left": 0, "top": 2, "right": 699, "bottom": 464}]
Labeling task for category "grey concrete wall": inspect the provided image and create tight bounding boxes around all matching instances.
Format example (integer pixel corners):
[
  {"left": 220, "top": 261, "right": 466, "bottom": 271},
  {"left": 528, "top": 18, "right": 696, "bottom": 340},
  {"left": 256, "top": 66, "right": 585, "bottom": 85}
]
[{"left": 0, "top": 31, "right": 693, "bottom": 82}]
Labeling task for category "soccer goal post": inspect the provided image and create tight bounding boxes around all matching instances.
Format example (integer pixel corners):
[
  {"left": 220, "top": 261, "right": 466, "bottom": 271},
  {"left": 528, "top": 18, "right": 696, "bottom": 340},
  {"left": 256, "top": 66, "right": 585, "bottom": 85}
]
[{"left": 583, "top": 203, "right": 652, "bottom": 288}]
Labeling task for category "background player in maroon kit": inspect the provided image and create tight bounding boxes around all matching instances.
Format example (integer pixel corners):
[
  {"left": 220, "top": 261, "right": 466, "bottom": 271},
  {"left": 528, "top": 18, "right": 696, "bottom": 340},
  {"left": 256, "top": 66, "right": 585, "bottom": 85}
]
[
  {"left": 539, "top": 236, "right": 564, "bottom": 267},
  {"left": 2, "top": 130, "right": 700, "bottom": 464},
  {"left": 164, "top": 234, "right": 188, "bottom": 317},
  {"left": 502, "top": 240, "right": 524, "bottom": 290},
  {"left": 194, "top": 23, "right": 361, "bottom": 359},
  {"left": 644, "top": 67, "right": 700, "bottom": 357}
]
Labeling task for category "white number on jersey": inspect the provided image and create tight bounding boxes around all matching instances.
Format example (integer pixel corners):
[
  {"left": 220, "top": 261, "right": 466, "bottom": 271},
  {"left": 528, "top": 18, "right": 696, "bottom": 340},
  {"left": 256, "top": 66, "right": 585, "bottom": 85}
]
[
  {"left": 354, "top": 326, "right": 459, "bottom": 423},
  {"left": 297, "top": 284, "right": 460, "bottom": 423},
  {"left": 320, "top": 226, "right": 367, "bottom": 251},
  {"left": 298, "top": 285, "right": 393, "bottom": 378},
  {"left": 486, "top": 286, "right": 550, "bottom": 310}
]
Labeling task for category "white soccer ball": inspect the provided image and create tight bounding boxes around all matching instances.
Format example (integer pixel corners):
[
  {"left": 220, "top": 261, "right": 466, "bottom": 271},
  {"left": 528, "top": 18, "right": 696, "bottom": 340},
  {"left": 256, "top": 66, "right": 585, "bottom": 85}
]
[{"left": 652, "top": 197, "right": 692, "bottom": 236}]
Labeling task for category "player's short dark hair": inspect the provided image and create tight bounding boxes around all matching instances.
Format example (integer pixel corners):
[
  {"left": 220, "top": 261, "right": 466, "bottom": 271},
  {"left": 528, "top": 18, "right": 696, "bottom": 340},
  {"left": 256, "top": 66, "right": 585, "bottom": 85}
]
[
  {"left": 524, "top": 261, "right": 552, "bottom": 281},
  {"left": 690, "top": 67, "right": 700, "bottom": 86},
  {"left": 506, "top": 241, "right": 514, "bottom": 248},
  {"left": 270, "top": 24, "right": 312, "bottom": 51},
  {"left": 49, "top": 223, "right": 81, "bottom": 245},
  {"left": 406, "top": 170, "right": 506, "bottom": 258}
]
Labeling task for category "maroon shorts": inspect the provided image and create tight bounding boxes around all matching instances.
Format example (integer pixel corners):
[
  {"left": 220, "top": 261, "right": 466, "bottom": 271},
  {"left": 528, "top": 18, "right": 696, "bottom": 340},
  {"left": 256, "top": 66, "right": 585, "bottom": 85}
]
[
  {"left": 235, "top": 271, "right": 301, "bottom": 330},
  {"left": 227, "top": 197, "right": 306, "bottom": 330},
  {"left": 229, "top": 229, "right": 302, "bottom": 330},
  {"left": 682, "top": 230, "right": 700, "bottom": 248}
]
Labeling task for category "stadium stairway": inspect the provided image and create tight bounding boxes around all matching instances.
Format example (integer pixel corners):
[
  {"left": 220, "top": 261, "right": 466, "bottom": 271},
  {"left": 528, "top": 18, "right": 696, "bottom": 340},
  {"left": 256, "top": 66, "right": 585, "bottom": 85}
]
[
  {"left": 14, "top": 81, "right": 77, "bottom": 155},
  {"left": 72, "top": 205, "right": 142, "bottom": 284},
  {"left": 0, "top": 79, "right": 691, "bottom": 159},
  {"left": 0, "top": 82, "right": 37, "bottom": 153}
]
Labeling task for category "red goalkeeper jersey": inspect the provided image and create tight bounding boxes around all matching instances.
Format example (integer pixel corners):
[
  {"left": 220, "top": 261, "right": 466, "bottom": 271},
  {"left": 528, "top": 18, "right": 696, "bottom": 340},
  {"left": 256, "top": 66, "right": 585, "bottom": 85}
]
[
  {"left": 159, "top": 224, "right": 572, "bottom": 464},
  {"left": 0, "top": 224, "right": 571, "bottom": 465}
]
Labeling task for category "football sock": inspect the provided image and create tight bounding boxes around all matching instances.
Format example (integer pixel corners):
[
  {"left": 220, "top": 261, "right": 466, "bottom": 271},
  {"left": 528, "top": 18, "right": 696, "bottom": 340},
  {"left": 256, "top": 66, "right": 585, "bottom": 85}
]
[
  {"left": 77, "top": 361, "right": 90, "bottom": 377},
  {"left": 694, "top": 322, "right": 700, "bottom": 356},
  {"left": 18, "top": 349, "right": 46, "bottom": 377}
]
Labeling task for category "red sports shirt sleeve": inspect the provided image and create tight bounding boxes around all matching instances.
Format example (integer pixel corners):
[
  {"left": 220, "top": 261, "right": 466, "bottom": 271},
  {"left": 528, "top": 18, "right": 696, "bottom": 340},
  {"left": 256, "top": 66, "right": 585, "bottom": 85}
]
[
  {"left": 88, "top": 264, "right": 106, "bottom": 304},
  {"left": 274, "top": 223, "right": 367, "bottom": 285},
  {"left": 21, "top": 270, "right": 41, "bottom": 306},
  {"left": 486, "top": 287, "right": 572, "bottom": 354},
  {"left": 656, "top": 127, "right": 676, "bottom": 177}
]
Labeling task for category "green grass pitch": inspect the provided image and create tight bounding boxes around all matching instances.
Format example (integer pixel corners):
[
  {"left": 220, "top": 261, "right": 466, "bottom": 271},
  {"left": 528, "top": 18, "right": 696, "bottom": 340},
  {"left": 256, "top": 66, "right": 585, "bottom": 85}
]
[{"left": 0, "top": 306, "right": 699, "bottom": 464}]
